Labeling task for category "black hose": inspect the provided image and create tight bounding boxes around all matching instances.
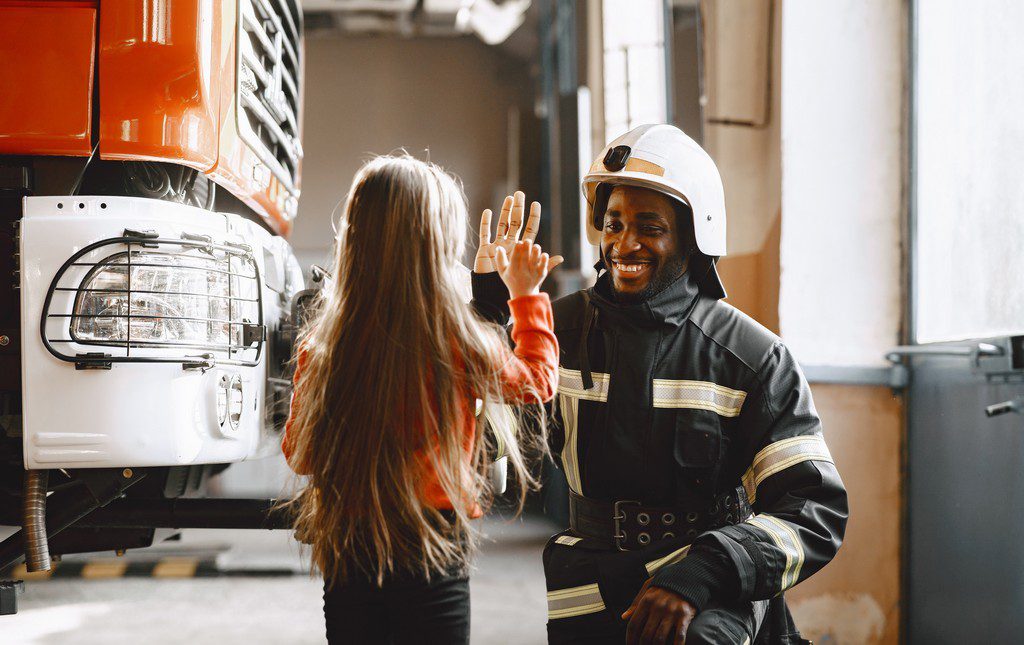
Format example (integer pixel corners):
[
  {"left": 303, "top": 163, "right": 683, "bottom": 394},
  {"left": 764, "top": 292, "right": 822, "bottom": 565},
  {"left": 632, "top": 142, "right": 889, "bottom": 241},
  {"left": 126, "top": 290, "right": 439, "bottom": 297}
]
[{"left": 22, "top": 470, "right": 50, "bottom": 572}]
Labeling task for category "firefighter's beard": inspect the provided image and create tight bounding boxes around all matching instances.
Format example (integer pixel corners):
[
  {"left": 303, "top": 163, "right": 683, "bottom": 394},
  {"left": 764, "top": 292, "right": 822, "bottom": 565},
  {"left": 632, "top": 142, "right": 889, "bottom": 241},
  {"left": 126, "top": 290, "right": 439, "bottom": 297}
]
[{"left": 607, "top": 253, "right": 689, "bottom": 305}]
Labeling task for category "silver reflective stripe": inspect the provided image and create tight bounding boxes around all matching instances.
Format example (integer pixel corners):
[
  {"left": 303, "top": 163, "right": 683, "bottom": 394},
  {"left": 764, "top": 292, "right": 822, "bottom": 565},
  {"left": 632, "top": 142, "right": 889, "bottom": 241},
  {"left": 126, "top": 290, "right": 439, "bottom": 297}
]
[
  {"left": 558, "top": 367, "right": 610, "bottom": 402},
  {"left": 651, "top": 379, "right": 747, "bottom": 416},
  {"left": 645, "top": 545, "right": 691, "bottom": 576},
  {"left": 746, "top": 514, "right": 804, "bottom": 591},
  {"left": 741, "top": 435, "right": 834, "bottom": 504},
  {"left": 547, "top": 582, "right": 606, "bottom": 620},
  {"left": 558, "top": 393, "right": 583, "bottom": 494},
  {"left": 555, "top": 535, "right": 582, "bottom": 546}
]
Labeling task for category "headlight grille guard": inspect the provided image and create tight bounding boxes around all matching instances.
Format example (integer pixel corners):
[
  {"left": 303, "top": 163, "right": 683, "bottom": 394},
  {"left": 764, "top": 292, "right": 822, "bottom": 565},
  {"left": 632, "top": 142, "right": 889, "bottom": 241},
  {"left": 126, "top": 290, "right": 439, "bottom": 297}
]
[{"left": 40, "top": 229, "right": 266, "bottom": 370}]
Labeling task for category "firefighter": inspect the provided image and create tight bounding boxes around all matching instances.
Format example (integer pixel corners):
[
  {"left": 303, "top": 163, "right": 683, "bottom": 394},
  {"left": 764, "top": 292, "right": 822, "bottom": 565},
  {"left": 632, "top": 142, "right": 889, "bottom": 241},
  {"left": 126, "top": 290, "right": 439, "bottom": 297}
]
[{"left": 472, "top": 124, "right": 848, "bottom": 644}]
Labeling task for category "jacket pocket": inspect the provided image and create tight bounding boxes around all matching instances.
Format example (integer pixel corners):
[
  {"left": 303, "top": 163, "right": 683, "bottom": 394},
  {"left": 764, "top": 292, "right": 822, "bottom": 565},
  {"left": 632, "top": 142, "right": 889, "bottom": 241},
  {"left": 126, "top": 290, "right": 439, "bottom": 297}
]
[{"left": 673, "top": 410, "right": 723, "bottom": 497}]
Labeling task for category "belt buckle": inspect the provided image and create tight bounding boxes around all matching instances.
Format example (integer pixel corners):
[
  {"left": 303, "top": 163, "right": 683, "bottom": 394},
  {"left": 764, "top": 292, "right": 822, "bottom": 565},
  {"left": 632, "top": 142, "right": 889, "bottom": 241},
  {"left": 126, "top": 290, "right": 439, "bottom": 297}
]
[{"left": 613, "top": 500, "right": 640, "bottom": 552}]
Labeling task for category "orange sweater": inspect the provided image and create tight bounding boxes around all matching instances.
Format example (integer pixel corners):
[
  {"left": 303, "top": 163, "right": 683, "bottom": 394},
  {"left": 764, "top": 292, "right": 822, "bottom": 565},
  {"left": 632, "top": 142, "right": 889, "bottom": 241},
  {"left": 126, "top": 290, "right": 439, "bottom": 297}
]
[{"left": 281, "top": 294, "right": 559, "bottom": 517}]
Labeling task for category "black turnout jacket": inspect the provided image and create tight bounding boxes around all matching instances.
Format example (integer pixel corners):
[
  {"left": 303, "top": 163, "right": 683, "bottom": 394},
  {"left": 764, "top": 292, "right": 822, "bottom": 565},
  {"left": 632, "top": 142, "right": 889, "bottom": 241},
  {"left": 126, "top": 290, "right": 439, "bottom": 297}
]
[{"left": 472, "top": 267, "right": 847, "bottom": 629}]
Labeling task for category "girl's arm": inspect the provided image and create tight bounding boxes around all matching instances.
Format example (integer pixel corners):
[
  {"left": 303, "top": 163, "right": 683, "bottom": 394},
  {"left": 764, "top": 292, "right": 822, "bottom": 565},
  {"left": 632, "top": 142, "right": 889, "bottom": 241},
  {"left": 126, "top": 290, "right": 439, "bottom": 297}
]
[
  {"left": 497, "top": 293, "right": 559, "bottom": 403},
  {"left": 491, "top": 237, "right": 560, "bottom": 403}
]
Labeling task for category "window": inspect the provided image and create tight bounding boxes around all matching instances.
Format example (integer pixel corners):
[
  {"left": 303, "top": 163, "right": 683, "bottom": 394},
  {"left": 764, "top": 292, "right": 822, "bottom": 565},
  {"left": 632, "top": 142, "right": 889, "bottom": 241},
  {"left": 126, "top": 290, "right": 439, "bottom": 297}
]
[
  {"left": 913, "top": 0, "right": 1024, "bottom": 343},
  {"left": 602, "top": 0, "right": 668, "bottom": 143}
]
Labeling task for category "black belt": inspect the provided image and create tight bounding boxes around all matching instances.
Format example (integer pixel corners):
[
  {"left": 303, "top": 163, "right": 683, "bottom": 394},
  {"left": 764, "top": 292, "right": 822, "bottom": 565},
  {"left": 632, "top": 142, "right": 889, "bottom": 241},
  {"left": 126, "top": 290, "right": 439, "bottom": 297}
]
[{"left": 568, "top": 486, "right": 751, "bottom": 551}]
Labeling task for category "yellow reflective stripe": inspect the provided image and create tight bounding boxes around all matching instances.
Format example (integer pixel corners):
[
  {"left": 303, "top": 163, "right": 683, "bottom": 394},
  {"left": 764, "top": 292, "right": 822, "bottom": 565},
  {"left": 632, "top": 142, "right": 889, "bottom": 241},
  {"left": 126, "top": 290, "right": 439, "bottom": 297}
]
[
  {"left": 741, "top": 435, "right": 834, "bottom": 504},
  {"left": 746, "top": 514, "right": 804, "bottom": 590},
  {"left": 558, "top": 367, "right": 610, "bottom": 402},
  {"left": 645, "top": 545, "right": 691, "bottom": 576},
  {"left": 623, "top": 158, "right": 666, "bottom": 176},
  {"left": 559, "top": 393, "right": 583, "bottom": 495},
  {"left": 555, "top": 535, "right": 582, "bottom": 546},
  {"left": 547, "top": 582, "right": 606, "bottom": 619},
  {"left": 651, "top": 379, "right": 747, "bottom": 417}
]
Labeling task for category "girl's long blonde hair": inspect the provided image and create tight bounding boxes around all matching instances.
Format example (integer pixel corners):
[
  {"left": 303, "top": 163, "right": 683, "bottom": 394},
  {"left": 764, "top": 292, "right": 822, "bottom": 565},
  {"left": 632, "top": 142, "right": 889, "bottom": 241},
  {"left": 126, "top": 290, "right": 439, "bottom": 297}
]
[{"left": 286, "top": 154, "right": 544, "bottom": 585}]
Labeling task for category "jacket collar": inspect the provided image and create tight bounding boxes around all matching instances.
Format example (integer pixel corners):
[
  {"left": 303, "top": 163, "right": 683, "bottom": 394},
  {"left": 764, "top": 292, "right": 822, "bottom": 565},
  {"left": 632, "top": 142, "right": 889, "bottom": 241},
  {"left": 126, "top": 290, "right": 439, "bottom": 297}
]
[{"left": 588, "top": 268, "right": 701, "bottom": 329}]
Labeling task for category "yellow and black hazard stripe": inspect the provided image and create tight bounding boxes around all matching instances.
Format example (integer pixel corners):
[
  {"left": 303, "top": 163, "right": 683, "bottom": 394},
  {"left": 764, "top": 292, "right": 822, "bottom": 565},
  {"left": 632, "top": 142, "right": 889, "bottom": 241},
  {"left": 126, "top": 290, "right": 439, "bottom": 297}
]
[
  {"left": 2, "top": 558, "right": 296, "bottom": 581},
  {"left": 741, "top": 434, "right": 834, "bottom": 505},
  {"left": 745, "top": 514, "right": 804, "bottom": 591},
  {"left": 651, "top": 379, "right": 747, "bottom": 417}
]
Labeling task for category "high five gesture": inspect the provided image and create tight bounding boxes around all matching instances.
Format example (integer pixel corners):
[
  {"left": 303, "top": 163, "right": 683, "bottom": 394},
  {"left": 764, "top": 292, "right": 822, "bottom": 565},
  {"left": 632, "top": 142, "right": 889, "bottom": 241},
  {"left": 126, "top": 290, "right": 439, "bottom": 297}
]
[{"left": 475, "top": 191, "right": 564, "bottom": 274}]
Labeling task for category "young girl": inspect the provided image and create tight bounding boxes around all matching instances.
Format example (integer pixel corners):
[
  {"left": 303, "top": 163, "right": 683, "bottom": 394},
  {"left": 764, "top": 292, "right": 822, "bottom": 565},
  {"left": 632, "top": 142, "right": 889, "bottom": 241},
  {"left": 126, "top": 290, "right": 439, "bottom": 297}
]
[{"left": 281, "top": 155, "right": 559, "bottom": 644}]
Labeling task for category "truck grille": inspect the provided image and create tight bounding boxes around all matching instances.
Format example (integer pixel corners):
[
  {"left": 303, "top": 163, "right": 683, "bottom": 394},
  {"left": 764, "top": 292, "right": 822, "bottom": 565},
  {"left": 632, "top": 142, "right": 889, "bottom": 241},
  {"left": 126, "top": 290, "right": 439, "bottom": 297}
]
[{"left": 236, "top": 0, "right": 303, "bottom": 204}]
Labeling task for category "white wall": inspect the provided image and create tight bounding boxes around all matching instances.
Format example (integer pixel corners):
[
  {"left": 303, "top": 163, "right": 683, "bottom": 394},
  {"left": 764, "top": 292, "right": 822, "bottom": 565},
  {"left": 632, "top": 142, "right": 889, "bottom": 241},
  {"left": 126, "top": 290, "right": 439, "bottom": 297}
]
[
  {"left": 779, "top": 0, "right": 904, "bottom": 367},
  {"left": 290, "top": 34, "right": 530, "bottom": 275}
]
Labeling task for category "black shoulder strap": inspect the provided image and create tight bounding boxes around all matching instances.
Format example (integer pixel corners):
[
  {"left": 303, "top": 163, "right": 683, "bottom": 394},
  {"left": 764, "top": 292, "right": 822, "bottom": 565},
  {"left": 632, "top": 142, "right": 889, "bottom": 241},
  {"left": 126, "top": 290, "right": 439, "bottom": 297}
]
[{"left": 579, "top": 291, "right": 596, "bottom": 390}]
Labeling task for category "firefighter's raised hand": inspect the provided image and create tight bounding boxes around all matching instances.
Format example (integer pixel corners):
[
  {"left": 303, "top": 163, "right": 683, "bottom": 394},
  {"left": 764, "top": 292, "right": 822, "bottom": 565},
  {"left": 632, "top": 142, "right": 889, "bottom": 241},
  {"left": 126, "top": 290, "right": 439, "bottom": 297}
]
[
  {"left": 493, "top": 240, "right": 551, "bottom": 298},
  {"left": 475, "top": 191, "right": 563, "bottom": 274},
  {"left": 623, "top": 578, "right": 697, "bottom": 645}
]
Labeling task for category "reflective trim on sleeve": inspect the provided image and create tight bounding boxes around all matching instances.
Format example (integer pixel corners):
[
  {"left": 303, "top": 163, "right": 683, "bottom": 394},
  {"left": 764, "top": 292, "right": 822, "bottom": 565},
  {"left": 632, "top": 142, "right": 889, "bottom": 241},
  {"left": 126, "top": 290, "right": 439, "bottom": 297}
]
[
  {"left": 555, "top": 535, "right": 583, "bottom": 546},
  {"left": 547, "top": 582, "right": 606, "bottom": 620},
  {"left": 644, "top": 544, "right": 691, "bottom": 576},
  {"left": 746, "top": 514, "right": 805, "bottom": 591},
  {"left": 558, "top": 367, "right": 610, "bottom": 402},
  {"left": 558, "top": 393, "right": 584, "bottom": 494},
  {"left": 741, "top": 435, "right": 834, "bottom": 504},
  {"left": 651, "top": 379, "right": 746, "bottom": 416}
]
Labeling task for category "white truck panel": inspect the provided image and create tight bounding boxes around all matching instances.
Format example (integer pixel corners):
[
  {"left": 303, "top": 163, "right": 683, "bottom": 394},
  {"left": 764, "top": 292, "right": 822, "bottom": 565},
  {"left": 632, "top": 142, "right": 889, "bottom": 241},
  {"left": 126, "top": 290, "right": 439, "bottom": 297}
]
[{"left": 19, "top": 196, "right": 296, "bottom": 469}]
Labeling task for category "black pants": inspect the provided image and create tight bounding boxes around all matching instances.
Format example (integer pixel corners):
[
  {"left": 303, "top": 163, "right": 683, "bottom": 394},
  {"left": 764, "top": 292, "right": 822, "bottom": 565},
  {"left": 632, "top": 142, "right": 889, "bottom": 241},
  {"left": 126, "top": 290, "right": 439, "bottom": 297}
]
[
  {"left": 547, "top": 598, "right": 766, "bottom": 644},
  {"left": 544, "top": 535, "right": 769, "bottom": 644},
  {"left": 323, "top": 570, "right": 470, "bottom": 644}
]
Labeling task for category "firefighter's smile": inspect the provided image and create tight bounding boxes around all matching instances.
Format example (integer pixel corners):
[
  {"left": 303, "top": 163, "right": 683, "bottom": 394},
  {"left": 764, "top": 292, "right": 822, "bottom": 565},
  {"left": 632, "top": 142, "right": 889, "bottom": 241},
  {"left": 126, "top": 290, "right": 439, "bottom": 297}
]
[{"left": 611, "top": 259, "right": 653, "bottom": 281}]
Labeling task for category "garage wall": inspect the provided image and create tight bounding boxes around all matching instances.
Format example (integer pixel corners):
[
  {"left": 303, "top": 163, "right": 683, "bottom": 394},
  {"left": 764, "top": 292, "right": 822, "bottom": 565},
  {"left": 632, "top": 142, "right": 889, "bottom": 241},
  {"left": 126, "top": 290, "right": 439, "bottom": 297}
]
[
  {"left": 705, "top": 0, "right": 781, "bottom": 333},
  {"left": 290, "top": 33, "right": 533, "bottom": 274}
]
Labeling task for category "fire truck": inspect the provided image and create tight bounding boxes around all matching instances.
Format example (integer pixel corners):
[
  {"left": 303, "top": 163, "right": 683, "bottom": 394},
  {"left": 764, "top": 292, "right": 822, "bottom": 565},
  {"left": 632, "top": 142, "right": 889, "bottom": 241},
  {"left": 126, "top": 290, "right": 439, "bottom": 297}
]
[{"left": 0, "top": 0, "right": 306, "bottom": 611}]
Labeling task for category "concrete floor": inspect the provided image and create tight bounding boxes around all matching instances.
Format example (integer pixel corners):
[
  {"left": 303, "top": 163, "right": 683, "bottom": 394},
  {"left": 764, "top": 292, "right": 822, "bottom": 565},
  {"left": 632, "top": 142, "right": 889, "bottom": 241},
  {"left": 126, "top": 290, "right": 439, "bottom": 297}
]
[{"left": 3, "top": 514, "right": 557, "bottom": 644}]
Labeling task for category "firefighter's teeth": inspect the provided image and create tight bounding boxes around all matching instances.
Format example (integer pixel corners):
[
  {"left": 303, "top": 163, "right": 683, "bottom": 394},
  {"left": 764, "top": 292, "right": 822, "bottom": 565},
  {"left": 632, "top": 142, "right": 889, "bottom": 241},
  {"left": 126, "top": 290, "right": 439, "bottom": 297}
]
[{"left": 615, "top": 262, "right": 645, "bottom": 273}]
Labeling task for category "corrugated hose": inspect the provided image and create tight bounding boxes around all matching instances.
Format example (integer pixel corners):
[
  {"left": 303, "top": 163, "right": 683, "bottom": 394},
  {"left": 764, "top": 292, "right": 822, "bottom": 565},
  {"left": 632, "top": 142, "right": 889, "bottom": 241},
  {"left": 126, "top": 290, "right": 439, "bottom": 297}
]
[{"left": 22, "top": 469, "right": 51, "bottom": 572}]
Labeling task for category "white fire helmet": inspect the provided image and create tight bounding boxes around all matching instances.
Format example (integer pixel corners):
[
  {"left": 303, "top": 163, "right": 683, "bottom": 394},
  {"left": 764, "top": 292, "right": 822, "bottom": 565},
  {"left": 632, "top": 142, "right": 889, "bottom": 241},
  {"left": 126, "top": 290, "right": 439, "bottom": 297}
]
[{"left": 581, "top": 124, "right": 726, "bottom": 257}]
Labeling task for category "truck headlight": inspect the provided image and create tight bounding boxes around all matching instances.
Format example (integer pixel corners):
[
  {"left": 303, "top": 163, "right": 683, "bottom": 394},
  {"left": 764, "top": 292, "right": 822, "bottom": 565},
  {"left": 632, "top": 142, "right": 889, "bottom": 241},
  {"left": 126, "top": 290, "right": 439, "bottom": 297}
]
[
  {"left": 71, "top": 251, "right": 258, "bottom": 347},
  {"left": 41, "top": 230, "right": 266, "bottom": 368}
]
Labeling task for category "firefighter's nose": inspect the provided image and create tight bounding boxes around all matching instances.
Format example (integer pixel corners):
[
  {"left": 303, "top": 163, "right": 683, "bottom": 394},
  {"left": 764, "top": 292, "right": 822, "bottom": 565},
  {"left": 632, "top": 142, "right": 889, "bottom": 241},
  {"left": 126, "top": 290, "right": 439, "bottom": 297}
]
[{"left": 614, "top": 231, "right": 642, "bottom": 254}]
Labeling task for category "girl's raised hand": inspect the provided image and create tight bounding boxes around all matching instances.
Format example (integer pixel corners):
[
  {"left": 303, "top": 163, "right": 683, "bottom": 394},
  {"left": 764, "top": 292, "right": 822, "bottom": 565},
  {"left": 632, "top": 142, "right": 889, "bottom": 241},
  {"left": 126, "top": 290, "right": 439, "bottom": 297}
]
[
  {"left": 475, "top": 191, "right": 563, "bottom": 274},
  {"left": 494, "top": 240, "right": 553, "bottom": 298}
]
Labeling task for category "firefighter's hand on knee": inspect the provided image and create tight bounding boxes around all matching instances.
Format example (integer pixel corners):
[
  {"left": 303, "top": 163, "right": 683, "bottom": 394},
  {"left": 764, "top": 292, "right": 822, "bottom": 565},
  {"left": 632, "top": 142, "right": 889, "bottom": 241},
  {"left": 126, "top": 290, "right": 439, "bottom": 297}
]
[
  {"left": 475, "top": 191, "right": 563, "bottom": 274},
  {"left": 494, "top": 239, "right": 553, "bottom": 298},
  {"left": 623, "top": 578, "right": 697, "bottom": 645}
]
